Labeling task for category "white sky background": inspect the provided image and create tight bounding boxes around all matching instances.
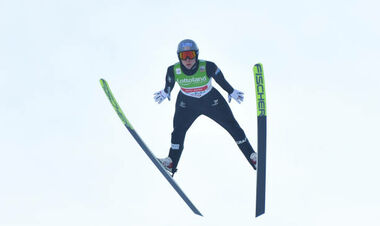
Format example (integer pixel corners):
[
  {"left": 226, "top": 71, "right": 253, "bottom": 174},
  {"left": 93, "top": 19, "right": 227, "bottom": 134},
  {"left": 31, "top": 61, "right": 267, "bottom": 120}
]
[{"left": 0, "top": 0, "right": 379, "bottom": 225}]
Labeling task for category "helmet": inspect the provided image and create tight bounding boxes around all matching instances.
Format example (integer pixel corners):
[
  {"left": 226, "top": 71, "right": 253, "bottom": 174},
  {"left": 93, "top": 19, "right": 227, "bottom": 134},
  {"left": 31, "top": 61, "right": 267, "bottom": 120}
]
[{"left": 177, "top": 39, "right": 199, "bottom": 55}]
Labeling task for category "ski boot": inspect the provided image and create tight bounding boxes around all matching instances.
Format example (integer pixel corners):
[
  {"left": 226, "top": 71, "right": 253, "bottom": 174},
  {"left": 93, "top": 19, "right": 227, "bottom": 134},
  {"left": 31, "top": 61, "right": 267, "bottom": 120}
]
[{"left": 158, "top": 157, "right": 174, "bottom": 174}]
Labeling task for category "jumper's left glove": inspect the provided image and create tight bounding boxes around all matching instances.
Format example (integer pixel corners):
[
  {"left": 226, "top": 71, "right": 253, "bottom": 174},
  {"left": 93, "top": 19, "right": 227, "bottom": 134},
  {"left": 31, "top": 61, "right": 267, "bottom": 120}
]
[
  {"left": 228, "top": 89, "right": 244, "bottom": 104},
  {"left": 154, "top": 89, "right": 170, "bottom": 104}
]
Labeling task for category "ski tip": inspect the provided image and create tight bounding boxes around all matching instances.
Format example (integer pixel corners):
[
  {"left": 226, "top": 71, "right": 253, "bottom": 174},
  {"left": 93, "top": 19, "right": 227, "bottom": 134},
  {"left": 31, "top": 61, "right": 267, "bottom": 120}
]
[
  {"left": 253, "top": 63, "right": 263, "bottom": 69},
  {"left": 99, "top": 78, "right": 108, "bottom": 88}
]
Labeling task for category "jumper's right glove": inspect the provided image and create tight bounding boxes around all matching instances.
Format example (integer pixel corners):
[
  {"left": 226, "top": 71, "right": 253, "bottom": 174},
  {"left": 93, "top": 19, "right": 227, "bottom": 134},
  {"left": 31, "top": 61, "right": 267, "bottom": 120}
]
[
  {"left": 154, "top": 89, "right": 170, "bottom": 104},
  {"left": 228, "top": 89, "right": 244, "bottom": 104}
]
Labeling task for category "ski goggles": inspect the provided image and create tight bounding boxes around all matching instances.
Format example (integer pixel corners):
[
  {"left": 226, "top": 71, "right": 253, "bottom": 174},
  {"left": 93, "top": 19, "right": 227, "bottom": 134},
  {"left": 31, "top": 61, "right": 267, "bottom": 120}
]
[{"left": 179, "top": 51, "right": 197, "bottom": 60}]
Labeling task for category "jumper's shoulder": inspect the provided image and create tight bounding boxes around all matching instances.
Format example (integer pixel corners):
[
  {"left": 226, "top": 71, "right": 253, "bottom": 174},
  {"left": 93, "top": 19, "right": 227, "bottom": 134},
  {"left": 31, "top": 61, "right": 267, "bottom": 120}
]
[
  {"left": 204, "top": 60, "right": 219, "bottom": 74},
  {"left": 204, "top": 60, "right": 216, "bottom": 67},
  {"left": 167, "top": 64, "right": 176, "bottom": 70}
]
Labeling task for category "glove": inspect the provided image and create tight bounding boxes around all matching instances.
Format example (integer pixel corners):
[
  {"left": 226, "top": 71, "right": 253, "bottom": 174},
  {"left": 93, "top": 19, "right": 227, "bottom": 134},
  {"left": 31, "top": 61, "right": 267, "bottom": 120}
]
[
  {"left": 154, "top": 89, "right": 170, "bottom": 104},
  {"left": 228, "top": 89, "right": 244, "bottom": 104}
]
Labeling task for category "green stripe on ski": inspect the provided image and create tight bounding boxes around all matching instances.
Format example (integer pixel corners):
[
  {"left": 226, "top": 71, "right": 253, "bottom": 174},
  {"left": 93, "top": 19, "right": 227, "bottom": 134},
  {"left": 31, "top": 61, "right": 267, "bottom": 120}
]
[
  {"left": 100, "top": 79, "right": 134, "bottom": 130},
  {"left": 253, "top": 63, "right": 266, "bottom": 116}
]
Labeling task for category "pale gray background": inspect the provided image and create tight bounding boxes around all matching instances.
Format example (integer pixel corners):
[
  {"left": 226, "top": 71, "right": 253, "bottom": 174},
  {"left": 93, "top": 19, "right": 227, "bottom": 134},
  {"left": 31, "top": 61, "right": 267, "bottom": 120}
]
[{"left": 1, "top": 0, "right": 379, "bottom": 225}]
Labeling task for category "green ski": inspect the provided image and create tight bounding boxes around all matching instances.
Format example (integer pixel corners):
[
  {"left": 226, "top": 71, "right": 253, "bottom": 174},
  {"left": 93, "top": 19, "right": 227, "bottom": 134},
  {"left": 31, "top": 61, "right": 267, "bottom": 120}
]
[
  {"left": 253, "top": 63, "right": 267, "bottom": 217},
  {"left": 100, "top": 78, "right": 203, "bottom": 216}
]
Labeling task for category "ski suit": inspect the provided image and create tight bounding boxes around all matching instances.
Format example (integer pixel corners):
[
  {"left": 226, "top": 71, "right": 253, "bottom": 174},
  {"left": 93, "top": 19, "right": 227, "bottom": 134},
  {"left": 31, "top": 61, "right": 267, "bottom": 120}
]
[{"left": 163, "top": 60, "right": 256, "bottom": 172}]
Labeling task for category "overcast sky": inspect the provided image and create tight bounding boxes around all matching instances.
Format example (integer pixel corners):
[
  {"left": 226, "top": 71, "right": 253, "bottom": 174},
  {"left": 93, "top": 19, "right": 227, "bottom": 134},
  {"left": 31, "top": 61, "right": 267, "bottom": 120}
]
[{"left": 1, "top": 0, "right": 379, "bottom": 225}]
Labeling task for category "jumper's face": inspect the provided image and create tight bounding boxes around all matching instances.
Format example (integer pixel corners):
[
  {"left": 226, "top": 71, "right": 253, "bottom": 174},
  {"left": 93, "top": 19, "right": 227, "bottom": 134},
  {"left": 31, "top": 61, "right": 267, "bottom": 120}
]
[{"left": 181, "top": 58, "right": 196, "bottom": 69}]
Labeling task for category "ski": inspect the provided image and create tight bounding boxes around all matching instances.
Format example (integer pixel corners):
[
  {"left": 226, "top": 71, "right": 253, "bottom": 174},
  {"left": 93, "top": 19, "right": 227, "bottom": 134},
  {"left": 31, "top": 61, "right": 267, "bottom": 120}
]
[
  {"left": 99, "top": 79, "right": 203, "bottom": 216},
  {"left": 253, "top": 63, "right": 267, "bottom": 217}
]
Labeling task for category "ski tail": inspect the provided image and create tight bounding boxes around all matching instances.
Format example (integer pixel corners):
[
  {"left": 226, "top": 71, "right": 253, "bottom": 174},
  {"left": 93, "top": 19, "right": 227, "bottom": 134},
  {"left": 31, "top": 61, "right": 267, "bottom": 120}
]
[{"left": 253, "top": 63, "right": 267, "bottom": 217}]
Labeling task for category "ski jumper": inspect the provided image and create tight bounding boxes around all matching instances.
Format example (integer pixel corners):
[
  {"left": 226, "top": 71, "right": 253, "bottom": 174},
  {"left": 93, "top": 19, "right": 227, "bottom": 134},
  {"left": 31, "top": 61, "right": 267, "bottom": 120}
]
[{"left": 164, "top": 60, "right": 256, "bottom": 172}]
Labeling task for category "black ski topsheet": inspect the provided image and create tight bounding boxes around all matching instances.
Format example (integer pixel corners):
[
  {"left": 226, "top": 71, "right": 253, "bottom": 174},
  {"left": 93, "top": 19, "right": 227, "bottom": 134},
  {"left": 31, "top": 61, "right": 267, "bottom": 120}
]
[
  {"left": 100, "top": 79, "right": 203, "bottom": 216},
  {"left": 253, "top": 63, "right": 267, "bottom": 217}
]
